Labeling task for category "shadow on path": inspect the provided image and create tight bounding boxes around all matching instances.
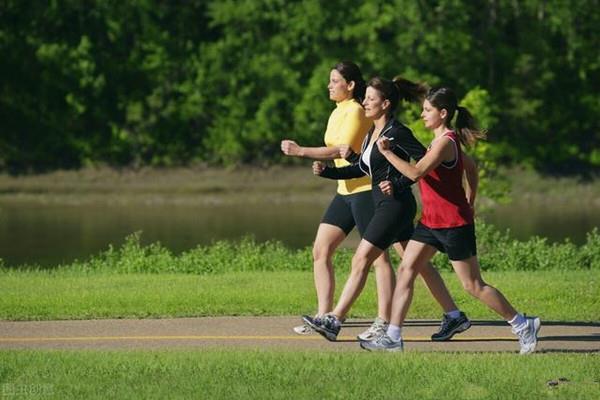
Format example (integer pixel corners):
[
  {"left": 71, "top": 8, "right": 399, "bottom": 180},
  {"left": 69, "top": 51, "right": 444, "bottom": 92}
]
[{"left": 339, "top": 319, "right": 600, "bottom": 344}]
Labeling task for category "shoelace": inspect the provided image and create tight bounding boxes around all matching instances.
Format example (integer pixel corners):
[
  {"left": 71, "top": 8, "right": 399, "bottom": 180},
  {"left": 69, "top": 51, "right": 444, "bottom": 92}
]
[
  {"left": 437, "top": 315, "right": 451, "bottom": 333},
  {"left": 516, "top": 326, "right": 531, "bottom": 342},
  {"left": 373, "top": 333, "right": 392, "bottom": 346},
  {"left": 323, "top": 315, "right": 338, "bottom": 329},
  {"left": 514, "top": 321, "right": 536, "bottom": 349},
  {"left": 367, "top": 320, "right": 386, "bottom": 334}
]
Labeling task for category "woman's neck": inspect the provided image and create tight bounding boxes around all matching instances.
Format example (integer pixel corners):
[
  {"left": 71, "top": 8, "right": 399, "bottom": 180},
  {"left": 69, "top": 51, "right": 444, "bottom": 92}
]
[
  {"left": 373, "top": 114, "right": 389, "bottom": 132},
  {"left": 433, "top": 123, "right": 450, "bottom": 138}
]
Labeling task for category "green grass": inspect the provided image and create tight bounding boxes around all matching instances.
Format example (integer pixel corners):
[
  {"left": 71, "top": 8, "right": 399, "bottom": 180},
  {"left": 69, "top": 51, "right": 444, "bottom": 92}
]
[
  {"left": 1, "top": 270, "right": 598, "bottom": 321},
  {"left": 0, "top": 350, "right": 598, "bottom": 399}
]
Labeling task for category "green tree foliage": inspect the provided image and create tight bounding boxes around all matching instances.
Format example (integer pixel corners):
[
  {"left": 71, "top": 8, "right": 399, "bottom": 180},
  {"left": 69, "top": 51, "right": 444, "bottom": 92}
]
[{"left": 0, "top": 0, "right": 597, "bottom": 173}]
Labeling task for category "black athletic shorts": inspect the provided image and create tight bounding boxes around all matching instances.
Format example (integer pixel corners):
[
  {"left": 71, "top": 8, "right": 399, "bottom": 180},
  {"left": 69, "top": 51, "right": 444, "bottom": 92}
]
[
  {"left": 321, "top": 190, "right": 374, "bottom": 237},
  {"left": 411, "top": 222, "right": 477, "bottom": 261},
  {"left": 361, "top": 188, "right": 417, "bottom": 250}
]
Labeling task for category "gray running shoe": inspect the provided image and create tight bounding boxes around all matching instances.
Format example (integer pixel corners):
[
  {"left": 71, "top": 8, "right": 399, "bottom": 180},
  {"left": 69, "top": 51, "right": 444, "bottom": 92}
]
[
  {"left": 303, "top": 314, "right": 341, "bottom": 341},
  {"left": 360, "top": 333, "right": 404, "bottom": 352},
  {"left": 512, "top": 316, "right": 541, "bottom": 354},
  {"left": 357, "top": 317, "right": 388, "bottom": 341},
  {"left": 431, "top": 312, "right": 472, "bottom": 341}
]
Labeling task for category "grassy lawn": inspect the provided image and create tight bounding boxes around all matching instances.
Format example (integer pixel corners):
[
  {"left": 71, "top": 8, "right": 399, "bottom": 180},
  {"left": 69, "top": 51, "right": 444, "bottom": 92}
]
[
  {"left": 1, "top": 270, "right": 598, "bottom": 321},
  {"left": 0, "top": 350, "right": 598, "bottom": 399},
  {"left": 1, "top": 270, "right": 598, "bottom": 399}
]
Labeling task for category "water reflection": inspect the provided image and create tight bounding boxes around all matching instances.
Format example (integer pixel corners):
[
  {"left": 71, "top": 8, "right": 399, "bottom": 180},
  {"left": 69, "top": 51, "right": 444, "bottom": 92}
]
[{"left": 0, "top": 199, "right": 598, "bottom": 267}]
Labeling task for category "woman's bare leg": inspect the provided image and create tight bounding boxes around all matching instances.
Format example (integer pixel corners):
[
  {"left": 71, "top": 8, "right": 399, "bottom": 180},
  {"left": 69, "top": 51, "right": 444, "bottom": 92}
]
[
  {"left": 392, "top": 241, "right": 458, "bottom": 313},
  {"left": 372, "top": 250, "right": 395, "bottom": 320},
  {"left": 389, "top": 241, "right": 438, "bottom": 327},
  {"left": 451, "top": 256, "right": 517, "bottom": 320},
  {"left": 331, "top": 239, "right": 383, "bottom": 319},
  {"left": 312, "top": 223, "right": 346, "bottom": 316}
]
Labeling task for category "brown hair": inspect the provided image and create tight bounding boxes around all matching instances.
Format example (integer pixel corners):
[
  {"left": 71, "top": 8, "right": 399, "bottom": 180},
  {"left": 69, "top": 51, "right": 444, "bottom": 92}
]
[
  {"left": 333, "top": 61, "right": 367, "bottom": 104},
  {"left": 367, "top": 76, "right": 427, "bottom": 115},
  {"left": 426, "top": 87, "right": 487, "bottom": 147}
]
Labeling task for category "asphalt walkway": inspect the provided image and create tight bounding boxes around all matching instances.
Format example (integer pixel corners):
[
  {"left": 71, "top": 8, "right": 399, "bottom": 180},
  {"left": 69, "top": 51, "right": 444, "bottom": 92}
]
[{"left": 1, "top": 317, "right": 598, "bottom": 353}]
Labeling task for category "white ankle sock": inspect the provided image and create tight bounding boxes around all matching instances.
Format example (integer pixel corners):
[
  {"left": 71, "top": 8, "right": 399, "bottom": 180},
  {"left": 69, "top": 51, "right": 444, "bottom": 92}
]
[
  {"left": 387, "top": 324, "right": 402, "bottom": 341},
  {"left": 446, "top": 310, "right": 461, "bottom": 319},
  {"left": 508, "top": 313, "right": 526, "bottom": 329}
]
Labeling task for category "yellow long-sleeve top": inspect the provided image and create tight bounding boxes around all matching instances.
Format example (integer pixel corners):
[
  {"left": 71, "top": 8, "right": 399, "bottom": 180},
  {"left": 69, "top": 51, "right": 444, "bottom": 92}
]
[{"left": 324, "top": 98, "right": 372, "bottom": 195}]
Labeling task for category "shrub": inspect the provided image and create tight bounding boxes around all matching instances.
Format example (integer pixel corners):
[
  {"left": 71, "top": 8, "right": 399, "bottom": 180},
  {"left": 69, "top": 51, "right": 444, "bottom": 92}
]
[{"left": 9, "top": 224, "right": 599, "bottom": 274}]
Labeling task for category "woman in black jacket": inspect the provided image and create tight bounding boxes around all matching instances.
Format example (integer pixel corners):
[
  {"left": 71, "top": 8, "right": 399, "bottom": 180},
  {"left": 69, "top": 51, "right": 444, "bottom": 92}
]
[{"left": 304, "top": 77, "right": 471, "bottom": 342}]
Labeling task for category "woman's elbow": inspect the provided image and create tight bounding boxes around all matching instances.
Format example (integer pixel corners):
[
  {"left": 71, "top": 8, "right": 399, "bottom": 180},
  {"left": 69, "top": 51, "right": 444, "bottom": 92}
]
[{"left": 409, "top": 170, "right": 426, "bottom": 181}]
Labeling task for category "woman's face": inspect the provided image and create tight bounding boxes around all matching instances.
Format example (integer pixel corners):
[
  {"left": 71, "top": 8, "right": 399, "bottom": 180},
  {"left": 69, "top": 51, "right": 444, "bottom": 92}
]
[
  {"left": 328, "top": 69, "right": 353, "bottom": 102},
  {"left": 421, "top": 99, "right": 445, "bottom": 130},
  {"left": 362, "top": 86, "right": 388, "bottom": 120}
]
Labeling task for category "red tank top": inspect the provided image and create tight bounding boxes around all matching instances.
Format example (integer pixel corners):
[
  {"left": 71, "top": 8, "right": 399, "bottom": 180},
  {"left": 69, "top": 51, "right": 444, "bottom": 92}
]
[{"left": 418, "top": 131, "right": 474, "bottom": 228}]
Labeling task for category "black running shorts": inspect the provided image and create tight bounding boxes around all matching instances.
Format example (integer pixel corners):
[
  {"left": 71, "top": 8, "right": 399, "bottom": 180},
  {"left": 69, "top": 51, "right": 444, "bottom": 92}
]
[
  {"left": 411, "top": 222, "right": 477, "bottom": 261},
  {"left": 361, "top": 189, "right": 416, "bottom": 250},
  {"left": 321, "top": 191, "right": 374, "bottom": 237}
]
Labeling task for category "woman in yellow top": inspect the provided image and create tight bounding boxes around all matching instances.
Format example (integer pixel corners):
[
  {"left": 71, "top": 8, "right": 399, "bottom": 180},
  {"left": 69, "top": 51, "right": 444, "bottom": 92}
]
[{"left": 282, "top": 61, "right": 468, "bottom": 341}]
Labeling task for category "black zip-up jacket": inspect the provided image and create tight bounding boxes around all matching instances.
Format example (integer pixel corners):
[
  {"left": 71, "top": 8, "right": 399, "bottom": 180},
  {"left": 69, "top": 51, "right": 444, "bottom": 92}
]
[{"left": 319, "top": 118, "right": 423, "bottom": 197}]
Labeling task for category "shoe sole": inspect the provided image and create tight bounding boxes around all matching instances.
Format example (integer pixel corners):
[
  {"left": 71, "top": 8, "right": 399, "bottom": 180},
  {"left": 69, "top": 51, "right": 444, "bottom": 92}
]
[
  {"left": 357, "top": 331, "right": 386, "bottom": 341},
  {"left": 314, "top": 326, "right": 338, "bottom": 341},
  {"left": 359, "top": 341, "right": 403, "bottom": 352},
  {"left": 520, "top": 317, "right": 541, "bottom": 354},
  {"left": 302, "top": 316, "right": 338, "bottom": 342},
  {"left": 430, "top": 320, "right": 472, "bottom": 342}
]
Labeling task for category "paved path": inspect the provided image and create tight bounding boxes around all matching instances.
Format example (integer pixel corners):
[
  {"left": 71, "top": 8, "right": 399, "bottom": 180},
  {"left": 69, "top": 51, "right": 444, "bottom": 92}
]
[{"left": 1, "top": 317, "right": 598, "bottom": 353}]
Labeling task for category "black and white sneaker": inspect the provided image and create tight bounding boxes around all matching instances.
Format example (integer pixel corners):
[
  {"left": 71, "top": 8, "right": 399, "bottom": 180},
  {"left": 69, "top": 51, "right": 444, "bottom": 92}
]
[
  {"left": 431, "top": 312, "right": 472, "bottom": 341},
  {"left": 303, "top": 314, "right": 341, "bottom": 341}
]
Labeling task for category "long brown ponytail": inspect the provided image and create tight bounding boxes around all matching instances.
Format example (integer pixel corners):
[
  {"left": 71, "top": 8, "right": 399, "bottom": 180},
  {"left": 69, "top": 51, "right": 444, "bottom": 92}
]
[{"left": 368, "top": 76, "right": 427, "bottom": 115}]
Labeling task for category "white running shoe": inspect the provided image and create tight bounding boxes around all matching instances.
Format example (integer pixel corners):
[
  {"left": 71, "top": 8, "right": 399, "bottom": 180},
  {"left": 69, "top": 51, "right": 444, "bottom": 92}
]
[
  {"left": 360, "top": 332, "right": 404, "bottom": 352},
  {"left": 357, "top": 317, "right": 388, "bottom": 341},
  {"left": 293, "top": 323, "right": 314, "bottom": 335},
  {"left": 512, "top": 316, "right": 541, "bottom": 354},
  {"left": 293, "top": 315, "right": 322, "bottom": 335}
]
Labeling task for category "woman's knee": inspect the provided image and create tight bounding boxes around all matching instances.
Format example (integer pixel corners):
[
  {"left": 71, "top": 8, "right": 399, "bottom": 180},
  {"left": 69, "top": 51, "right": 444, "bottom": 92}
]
[
  {"left": 350, "top": 252, "right": 372, "bottom": 274},
  {"left": 312, "top": 240, "right": 336, "bottom": 262},
  {"left": 372, "top": 253, "right": 393, "bottom": 272},
  {"left": 395, "top": 263, "right": 418, "bottom": 288},
  {"left": 462, "top": 279, "right": 484, "bottom": 297}
]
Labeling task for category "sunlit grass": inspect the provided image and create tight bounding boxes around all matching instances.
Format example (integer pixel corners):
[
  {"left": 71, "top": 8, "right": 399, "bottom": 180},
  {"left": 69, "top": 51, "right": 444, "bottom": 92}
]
[
  {"left": 0, "top": 270, "right": 597, "bottom": 321},
  {"left": 0, "top": 350, "right": 598, "bottom": 399}
]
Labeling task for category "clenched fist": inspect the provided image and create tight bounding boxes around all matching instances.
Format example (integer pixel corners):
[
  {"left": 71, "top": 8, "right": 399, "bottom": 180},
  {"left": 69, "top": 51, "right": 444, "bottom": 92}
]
[
  {"left": 379, "top": 180, "right": 393, "bottom": 196},
  {"left": 281, "top": 140, "right": 302, "bottom": 156},
  {"left": 312, "top": 161, "right": 325, "bottom": 175},
  {"left": 376, "top": 137, "right": 392, "bottom": 154},
  {"left": 338, "top": 144, "right": 353, "bottom": 159}
]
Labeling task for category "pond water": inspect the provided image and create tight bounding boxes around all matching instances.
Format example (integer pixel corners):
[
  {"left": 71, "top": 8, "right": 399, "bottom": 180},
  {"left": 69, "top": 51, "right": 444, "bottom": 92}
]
[{"left": 1, "top": 198, "right": 598, "bottom": 267}]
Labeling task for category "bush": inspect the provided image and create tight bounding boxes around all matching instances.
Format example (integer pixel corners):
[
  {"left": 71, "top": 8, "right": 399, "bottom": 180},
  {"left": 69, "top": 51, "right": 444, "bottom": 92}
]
[{"left": 6, "top": 224, "right": 598, "bottom": 274}]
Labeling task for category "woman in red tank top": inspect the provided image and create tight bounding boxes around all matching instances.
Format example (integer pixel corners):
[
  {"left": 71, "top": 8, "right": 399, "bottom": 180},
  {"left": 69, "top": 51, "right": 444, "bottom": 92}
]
[{"left": 360, "top": 87, "right": 541, "bottom": 354}]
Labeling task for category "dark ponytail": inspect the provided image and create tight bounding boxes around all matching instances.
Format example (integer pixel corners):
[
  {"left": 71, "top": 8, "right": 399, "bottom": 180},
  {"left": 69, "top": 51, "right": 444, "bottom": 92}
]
[
  {"left": 392, "top": 76, "right": 428, "bottom": 104},
  {"left": 368, "top": 76, "right": 427, "bottom": 115},
  {"left": 334, "top": 61, "right": 367, "bottom": 104},
  {"left": 426, "top": 87, "right": 487, "bottom": 147}
]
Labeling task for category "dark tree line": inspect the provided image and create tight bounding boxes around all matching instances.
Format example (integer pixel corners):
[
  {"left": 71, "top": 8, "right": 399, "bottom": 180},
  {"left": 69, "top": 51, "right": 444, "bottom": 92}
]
[{"left": 0, "top": 0, "right": 598, "bottom": 174}]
